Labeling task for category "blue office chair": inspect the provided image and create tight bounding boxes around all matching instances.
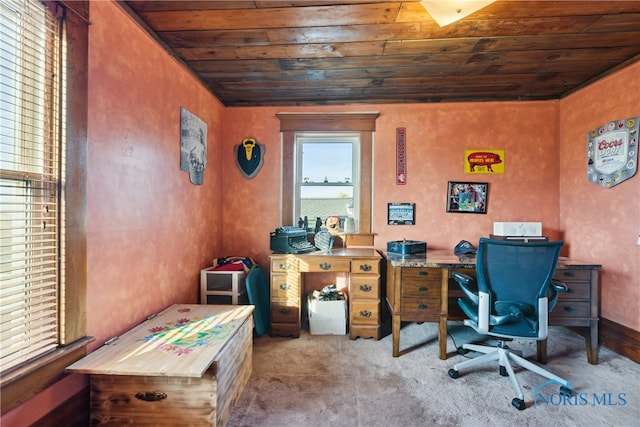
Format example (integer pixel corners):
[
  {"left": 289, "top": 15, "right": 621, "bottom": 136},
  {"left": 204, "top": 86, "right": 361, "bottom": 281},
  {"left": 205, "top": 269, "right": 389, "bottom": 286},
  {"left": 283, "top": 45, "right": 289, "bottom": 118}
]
[{"left": 447, "top": 238, "right": 572, "bottom": 410}]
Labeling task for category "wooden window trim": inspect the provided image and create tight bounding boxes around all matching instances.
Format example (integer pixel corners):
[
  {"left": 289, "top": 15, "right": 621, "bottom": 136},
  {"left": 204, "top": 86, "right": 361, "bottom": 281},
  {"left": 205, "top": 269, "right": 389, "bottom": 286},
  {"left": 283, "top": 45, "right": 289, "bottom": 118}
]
[
  {"left": 1, "top": 1, "right": 89, "bottom": 415},
  {"left": 276, "top": 112, "right": 379, "bottom": 233}
]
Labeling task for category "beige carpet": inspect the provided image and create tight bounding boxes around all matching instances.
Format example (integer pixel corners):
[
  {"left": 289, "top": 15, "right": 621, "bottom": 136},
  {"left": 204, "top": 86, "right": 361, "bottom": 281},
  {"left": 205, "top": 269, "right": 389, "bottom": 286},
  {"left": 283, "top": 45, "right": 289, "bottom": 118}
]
[{"left": 228, "top": 321, "right": 639, "bottom": 427}]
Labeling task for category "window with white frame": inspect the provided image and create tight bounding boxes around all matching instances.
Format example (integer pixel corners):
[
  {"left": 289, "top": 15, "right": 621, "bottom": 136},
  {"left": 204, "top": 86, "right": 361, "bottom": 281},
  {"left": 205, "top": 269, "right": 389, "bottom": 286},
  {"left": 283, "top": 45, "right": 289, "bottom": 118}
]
[
  {"left": 294, "top": 132, "right": 360, "bottom": 232},
  {"left": 0, "top": 0, "right": 64, "bottom": 373}
]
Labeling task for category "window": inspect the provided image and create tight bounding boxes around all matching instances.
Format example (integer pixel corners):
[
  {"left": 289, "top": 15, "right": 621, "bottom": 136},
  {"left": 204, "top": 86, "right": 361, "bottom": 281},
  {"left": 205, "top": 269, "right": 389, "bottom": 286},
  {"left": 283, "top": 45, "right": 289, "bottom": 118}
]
[
  {"left": 1, "top": 0, "right": 63, "bottom": 373},
  {"left": 1, "top": 0, "right": 88, "bottom": 415},
  {"left": 294, "top": 133, "right": 359, "bottom": 231},
  {"left": 277, "top": 112, "right": 379, "bottom": 233}
]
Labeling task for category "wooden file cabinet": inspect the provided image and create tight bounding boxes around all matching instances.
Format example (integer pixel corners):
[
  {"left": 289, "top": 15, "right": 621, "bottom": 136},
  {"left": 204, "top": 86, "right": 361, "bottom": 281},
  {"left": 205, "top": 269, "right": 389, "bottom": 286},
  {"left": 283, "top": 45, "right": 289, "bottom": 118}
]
[
  {"left": 269, "top": 249, "right": 382, "bottom": 339},
  {"left": 386, "top": 264, "right": 448, "bottom": 358},
  {"left": 538, "top": 265, "right": 600, "bottom": 364}
]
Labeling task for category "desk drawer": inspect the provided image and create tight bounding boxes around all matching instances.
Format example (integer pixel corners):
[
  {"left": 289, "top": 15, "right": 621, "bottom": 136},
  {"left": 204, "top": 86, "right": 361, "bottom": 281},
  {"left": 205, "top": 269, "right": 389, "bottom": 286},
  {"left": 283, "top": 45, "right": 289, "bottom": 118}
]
[
  {"left": 350, "top": 275, "right": 379, "bottom": 299},
  {"left": 402, "top": 267, "right": 442, "bottom": 282},
  {"left": 401, "top": 296, "right": 440, "bottom": 313},
  {"left": 550, "top": 300, "right": 591, "bottom": 318},
  {"left": 350, "top": 300, "right": 379, "bottom": 325},
  {"left": 351, "top": 259, "right": 379, "bottom": 274},
  {"left": 554, "top": 269, "right": 591, "bottom": 282},
  {"left": 556, "top": 280, "right": 591, "bottom": 300},
  {"left": 271, "top": 302, "right": 300, "bottom": 323},
  {"left": 401, "top": 281, "right": 440, "bottom": 298},
  {"left": 271, "top": 257, "right": 298, "bottom": 272},
  {"left": 302, "top": 258, "right": 351, "bottom": 272},
  {"left": 270, "top": 273, "right": 299, "bottom": 300}
]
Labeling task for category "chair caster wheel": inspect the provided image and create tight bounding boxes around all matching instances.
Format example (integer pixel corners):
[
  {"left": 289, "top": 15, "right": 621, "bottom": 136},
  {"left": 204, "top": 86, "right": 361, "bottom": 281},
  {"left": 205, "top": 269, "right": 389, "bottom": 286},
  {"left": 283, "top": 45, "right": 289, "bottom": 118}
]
[
  {"left": 500, "top": 366, "right": 508, "bottom": 377},
  {"left": 560, "top": 386, "right": 573, "bottom": 397},
  {"left": 448, "top": 369, "right": 459, "bottom": 379},
  {"left": 512, "top": 398, "right": 526, "bottom": 410}
]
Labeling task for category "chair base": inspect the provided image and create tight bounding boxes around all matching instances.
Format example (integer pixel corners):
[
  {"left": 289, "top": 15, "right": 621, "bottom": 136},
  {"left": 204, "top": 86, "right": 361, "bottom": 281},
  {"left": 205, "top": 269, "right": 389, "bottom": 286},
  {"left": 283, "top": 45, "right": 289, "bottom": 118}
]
[{"left": 448, "top": 340, "right": 572, "bottom": 410}]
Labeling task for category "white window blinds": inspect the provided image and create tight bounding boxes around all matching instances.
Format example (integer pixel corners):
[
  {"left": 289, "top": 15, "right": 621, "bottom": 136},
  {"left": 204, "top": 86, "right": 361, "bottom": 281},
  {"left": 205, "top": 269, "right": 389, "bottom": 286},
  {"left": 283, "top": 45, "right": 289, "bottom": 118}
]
[{"left": 1, "top": 0, "right": 64, "bottom": 372}]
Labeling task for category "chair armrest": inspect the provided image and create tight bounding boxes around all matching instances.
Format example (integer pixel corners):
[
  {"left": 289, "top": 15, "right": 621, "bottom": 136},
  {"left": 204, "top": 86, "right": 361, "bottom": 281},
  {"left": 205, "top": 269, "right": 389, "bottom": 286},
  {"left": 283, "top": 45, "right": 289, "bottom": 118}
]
[
  {"left": 452, "top": 271, "right": 478, "bottom": 305},
  {"left": 551, "top": 279, "right": 568, "bottom": 293},
  {"left": 548, "top": 279, "right": 567, "bottom": 312}
]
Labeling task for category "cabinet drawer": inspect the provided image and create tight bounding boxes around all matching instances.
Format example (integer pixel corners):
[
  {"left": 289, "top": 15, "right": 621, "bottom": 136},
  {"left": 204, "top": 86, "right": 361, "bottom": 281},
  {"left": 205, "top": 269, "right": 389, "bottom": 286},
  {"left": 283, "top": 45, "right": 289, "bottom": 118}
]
[
  {"left": 271, "top": 302, "right": 299, "bottom": 323},
  {"left": 402, "top": 268, "right": 442, "bottom": 282},
  {"left": 401, "top": 297, "right": 440, "bottom": 313},
  {"left": 550, "top": 300, "right": 592, "bottom": 318},
  {"left": 350, "top": 275, "right": 379, "bottom": 299},
  {"left": 271, "top": 258, "right": 298, "bottom": 272},
  {"left": 350, "top": 300, "right": 379, "bottom": 325},
  {"left": 556, "top": 280, "right": 591, "bottom": 300},
  {"left": 351, "top": 259, "right": 379, "bottom": 274},
  {"left": 401, "top": 281, "right": 440, "bottom": 298},
  {"left": 270, "top": 274, "right": 299, "bottom": 300},
  {"left": 302, "top": 258, "right": 351, "bottom": 272},
  {"left": 554, "top": 269, "right": 591, "bottom": 282}
]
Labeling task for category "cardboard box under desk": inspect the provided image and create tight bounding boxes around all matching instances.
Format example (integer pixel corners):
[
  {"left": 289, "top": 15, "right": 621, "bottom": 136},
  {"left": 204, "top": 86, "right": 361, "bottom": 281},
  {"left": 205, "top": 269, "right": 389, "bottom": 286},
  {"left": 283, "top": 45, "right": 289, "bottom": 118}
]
[{"left": 307, "top": 295, "right": 348, "bottom": 335}]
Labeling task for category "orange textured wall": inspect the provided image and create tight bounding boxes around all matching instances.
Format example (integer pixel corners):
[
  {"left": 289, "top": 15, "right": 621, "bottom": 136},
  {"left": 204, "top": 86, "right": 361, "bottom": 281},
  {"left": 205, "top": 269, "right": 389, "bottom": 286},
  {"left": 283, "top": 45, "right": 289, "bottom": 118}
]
[
  {"left": 221, "top": 102, "right": 561, "bottom": 266},
  {"left": 2, "top": 2, "right": 225, "bottom": 426},
  {"left": 559, "top": 63, "right": 640, "bottom": 331}
]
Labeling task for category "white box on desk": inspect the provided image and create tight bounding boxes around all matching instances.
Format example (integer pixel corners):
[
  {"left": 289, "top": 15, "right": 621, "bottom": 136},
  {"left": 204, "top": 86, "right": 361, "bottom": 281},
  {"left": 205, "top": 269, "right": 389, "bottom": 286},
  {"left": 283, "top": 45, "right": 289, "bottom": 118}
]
[
  {"left": 307, "top": 295, "right": 348, "bottom": 335},
  {"left": 493, "top": 222, "right": 542, "bottom": 236}
]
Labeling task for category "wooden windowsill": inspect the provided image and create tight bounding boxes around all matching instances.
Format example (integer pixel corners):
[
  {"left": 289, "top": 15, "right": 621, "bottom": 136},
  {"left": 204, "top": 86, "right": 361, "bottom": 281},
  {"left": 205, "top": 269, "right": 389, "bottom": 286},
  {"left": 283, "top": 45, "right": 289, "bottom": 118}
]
[{"left": 1, "top": 336, "right": 94, "bottom": 415}]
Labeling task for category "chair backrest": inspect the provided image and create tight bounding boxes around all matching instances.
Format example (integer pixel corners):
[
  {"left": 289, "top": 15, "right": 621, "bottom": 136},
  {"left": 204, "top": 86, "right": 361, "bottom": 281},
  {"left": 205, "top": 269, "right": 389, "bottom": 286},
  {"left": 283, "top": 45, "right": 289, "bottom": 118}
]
[
  {"left": 245, "top": 265, "right": 270, "bottom": 336},
  {"left": 476, "top": 237, "right": 563, "bottom": 337}
]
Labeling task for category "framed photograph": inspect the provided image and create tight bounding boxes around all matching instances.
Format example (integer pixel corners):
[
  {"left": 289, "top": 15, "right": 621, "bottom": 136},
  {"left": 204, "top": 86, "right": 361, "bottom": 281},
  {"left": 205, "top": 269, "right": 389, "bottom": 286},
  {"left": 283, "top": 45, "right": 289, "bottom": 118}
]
[
  {"left": 388, "top": 202, "right": 415, "bottom": 225},
  {"left": 446, "top": 182, "right": 488, "bottom": 214}
]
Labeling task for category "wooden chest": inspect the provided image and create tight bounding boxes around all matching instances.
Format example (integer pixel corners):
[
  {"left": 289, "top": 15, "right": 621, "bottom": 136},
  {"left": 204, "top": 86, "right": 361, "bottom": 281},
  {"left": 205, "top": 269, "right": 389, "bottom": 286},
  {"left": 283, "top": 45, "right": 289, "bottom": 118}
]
[{"left": 66, "top": 304, "right": 254, "bottom": 426}]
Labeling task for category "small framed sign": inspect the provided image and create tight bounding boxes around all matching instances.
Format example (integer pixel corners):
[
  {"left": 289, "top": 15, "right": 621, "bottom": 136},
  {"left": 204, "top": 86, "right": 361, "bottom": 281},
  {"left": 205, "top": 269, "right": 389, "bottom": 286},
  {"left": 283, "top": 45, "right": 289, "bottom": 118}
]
[{"left": 388, "top": 202, "right": 415, "bottom": 225}]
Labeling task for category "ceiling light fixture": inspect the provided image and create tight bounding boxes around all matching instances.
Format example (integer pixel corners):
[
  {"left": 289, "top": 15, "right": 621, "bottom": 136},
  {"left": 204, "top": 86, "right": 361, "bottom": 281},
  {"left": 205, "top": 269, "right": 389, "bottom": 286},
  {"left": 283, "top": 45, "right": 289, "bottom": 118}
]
[{"left": 420, "top": 0, "right": 496, "bottom": 27}]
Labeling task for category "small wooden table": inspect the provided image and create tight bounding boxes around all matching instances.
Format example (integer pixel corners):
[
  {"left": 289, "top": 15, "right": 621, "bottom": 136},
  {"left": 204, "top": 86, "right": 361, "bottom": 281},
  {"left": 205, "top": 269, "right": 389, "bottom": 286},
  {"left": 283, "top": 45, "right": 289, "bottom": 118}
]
[{"left": 67, "top": 304, "right": 254, "bottom": 426}]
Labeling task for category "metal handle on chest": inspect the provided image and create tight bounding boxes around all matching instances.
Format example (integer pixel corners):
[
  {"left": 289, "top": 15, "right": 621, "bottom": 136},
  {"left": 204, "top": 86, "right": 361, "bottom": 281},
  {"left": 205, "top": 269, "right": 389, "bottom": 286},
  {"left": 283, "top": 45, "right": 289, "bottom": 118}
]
[
  {"left": 135, "top": 391, "right": 167, "bottom": 402},
  {"left": 319, "top": 262, "right": 332, "bottom": 270}
]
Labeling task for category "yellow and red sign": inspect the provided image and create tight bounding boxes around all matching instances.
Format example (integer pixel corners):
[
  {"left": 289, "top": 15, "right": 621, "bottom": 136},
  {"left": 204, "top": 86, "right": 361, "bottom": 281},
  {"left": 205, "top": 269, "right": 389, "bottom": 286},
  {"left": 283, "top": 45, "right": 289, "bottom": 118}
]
[{"left": 465, "top": 149, "right": 504, "bottom": 174}]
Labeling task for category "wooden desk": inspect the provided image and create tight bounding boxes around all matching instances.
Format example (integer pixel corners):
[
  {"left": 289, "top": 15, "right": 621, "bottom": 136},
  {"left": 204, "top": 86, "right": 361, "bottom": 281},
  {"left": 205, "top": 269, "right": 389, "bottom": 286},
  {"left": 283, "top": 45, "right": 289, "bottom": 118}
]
[
  {"left": 270, "top": 248, "right": 382, "bottom": 339},
  {"left": 66, "top": 304, "right": 254, "bottom": 426},
  {"left": 384, "top": 250, "right": 601, "bottom": 364}
]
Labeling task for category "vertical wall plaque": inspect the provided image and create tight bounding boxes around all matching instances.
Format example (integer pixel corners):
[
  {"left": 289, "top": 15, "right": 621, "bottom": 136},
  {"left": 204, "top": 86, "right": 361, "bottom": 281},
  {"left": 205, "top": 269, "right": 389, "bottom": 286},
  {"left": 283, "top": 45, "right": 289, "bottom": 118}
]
[
  {"left": 396, "top": 127, "right": 406, "bottom": 185},
  {"left": 180, "top": 107, "right": 207, "bottom": 185},
  {"left": 587, "top": 117, "right": 638, "bottom": 188}
]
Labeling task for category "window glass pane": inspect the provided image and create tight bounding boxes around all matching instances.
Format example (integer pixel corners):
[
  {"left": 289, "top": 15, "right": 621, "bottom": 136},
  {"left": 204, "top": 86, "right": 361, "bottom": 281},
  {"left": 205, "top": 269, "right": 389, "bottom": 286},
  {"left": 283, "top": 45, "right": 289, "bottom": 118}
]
[
  {"left": 300, "top": 186, "right": 354, "bottom": 224},
  {"left": 301, "top": 143, "right": 352, "bottom": 183}
]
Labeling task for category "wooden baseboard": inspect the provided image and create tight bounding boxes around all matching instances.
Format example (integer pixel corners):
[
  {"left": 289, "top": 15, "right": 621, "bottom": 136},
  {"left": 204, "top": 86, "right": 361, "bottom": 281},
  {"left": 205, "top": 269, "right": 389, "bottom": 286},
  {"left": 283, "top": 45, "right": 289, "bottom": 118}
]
[
  {"left": 599, "top": 317, "right": 640, "bottom": 363},
  {"left": 31, "top": 387, "right": 89, "bottom": 427}
]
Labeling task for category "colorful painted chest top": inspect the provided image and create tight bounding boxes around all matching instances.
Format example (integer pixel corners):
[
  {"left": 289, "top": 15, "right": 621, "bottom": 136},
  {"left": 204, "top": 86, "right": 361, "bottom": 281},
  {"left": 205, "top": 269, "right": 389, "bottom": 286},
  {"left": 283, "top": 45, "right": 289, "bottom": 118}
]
[{"left": 67, "top": 304, "right": 254, "bottom": 378}]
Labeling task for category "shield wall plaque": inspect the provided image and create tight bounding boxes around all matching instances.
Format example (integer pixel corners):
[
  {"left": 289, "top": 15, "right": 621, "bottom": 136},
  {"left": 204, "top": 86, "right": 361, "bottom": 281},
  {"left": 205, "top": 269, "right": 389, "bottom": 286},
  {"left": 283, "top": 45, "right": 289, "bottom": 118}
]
[{"left": 235, "top": 137, "right": 265, "bottom": 179}]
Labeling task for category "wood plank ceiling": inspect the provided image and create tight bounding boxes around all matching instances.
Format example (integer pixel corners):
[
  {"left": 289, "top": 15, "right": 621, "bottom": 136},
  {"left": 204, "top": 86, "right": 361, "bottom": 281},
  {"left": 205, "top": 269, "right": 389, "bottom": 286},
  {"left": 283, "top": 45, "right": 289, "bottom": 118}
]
[{"left": 121, "top": 1, "right": 640, "bottom": 107}]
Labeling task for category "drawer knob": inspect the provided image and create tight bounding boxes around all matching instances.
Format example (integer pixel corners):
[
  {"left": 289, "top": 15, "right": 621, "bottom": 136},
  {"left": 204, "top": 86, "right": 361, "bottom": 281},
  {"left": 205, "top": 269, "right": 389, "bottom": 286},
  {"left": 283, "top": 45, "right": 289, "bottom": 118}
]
[
  {"left": 279, "top": 308, "right": 291, "bottom": 314},
  {"left": 319, "top": 262, "right": 332, "bottom": 270},
  {"left": 418, "top": 286, "right": 428, "bottom": 292},
  {"left": 418, "top": 271, "right": 427, "bottom": 276},
  {"left": 359, "top": 264, "right": 372, "bottom": 272},
  {"left": 135, "top": 391, "right": 167, "bottom": 402},
  {"left": 279, "top": 283, "right": 291, "bottom": 291},
  {"left": 359, "top": 309, "right": 372, "bottom": 318},
  {"left": 278, "top": 263, "right": 290, "bottom": 270},
  {"left": 563, "top": 272, "right": 576, "bottom": 278},
  {"left": 418, "top": 303, "right": 428, "bottom": 309},
  {"left": 359, "top": 284, "right": 372, "bottom": 292},
  {"left": 563, "top": 306, "right": 576, "bottom": 313}
]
